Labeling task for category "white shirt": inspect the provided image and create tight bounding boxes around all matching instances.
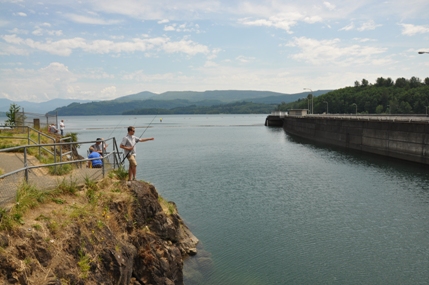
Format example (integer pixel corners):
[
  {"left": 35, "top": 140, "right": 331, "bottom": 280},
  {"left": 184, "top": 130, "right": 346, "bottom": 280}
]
[{"left": 121, "top": 134, "right": 139, "bottom": 156}]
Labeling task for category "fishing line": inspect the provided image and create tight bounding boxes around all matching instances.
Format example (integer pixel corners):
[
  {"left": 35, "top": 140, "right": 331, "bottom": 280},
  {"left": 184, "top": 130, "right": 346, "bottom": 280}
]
[
  {"left": 120, "top": 114, "right": 157, "bottom": 166},
  {"left": 106, "top": 115, "right": 127, "bottom": 139}
]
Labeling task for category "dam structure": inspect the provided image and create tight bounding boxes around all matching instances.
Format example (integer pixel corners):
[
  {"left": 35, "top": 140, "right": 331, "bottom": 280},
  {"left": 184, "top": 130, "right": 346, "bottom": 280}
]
[{"left": 266, "top": 112, "right": 429, "bottom": 165}]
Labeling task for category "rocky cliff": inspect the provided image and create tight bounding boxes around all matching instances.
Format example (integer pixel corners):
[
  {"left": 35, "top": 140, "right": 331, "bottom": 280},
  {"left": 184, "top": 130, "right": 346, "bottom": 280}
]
[{"left": 0, "top": 178, "right": 198, "bottom": 284}]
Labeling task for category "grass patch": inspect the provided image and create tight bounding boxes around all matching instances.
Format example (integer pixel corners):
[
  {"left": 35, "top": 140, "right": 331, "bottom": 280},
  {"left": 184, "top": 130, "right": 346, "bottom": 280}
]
[
  {"left": 78, "top": 249, "right": 91, "bottom": 278},
  {"left": 84, "top": 176, "right": 97, "bottom": 191},
  {"left": 158, "top": 196, "right": 177, "bottom": 215},
  {"left": 109, "top": 166, "right": 128, "bottom": 181},
  {"left": 32, "top": 224, "right": 42, "bottom": 231},
  {"left": 48, "top": 163, "right": 73, "bottom": 175},
  {"left": 0, "top": 183, "right": 49, "bottom": 230},
  {"left": 55, "top": 177, "right": 79, "bottom": 195}
]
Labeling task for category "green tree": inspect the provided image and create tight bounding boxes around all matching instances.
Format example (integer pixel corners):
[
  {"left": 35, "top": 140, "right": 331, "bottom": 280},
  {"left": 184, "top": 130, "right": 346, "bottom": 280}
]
[
  {"left": 5, "top": 103, "right": 24, "bottom": 126},
  {"left": 398, "top": 101, "right": 412, "bottom": 113},
  {"left": 375, "top": 105, "right": 384, "bottom": 114},
  {"left": 375, "top": 77, "right": 386, "bottom": 87},
  {"left": 361, "top": 79, "right": 369, "bottom": 87},
  {"left": 395, "top": 77, "right": 408, "bottom": 88},
  {"left": 385, "top": 77, "right": 394, "bottom": 87},
  {"left": 409, "top": 76, "right": 422, "bottom": 88}
]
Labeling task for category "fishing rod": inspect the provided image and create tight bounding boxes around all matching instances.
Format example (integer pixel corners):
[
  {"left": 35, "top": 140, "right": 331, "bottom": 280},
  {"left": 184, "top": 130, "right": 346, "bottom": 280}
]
[{"left": 119, "top": 114, "right": 157, "bottom": 165}]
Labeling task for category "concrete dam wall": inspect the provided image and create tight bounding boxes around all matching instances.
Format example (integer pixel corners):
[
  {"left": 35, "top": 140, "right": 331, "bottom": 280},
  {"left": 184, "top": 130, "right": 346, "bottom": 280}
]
[{"left": 281, "top": 115, "right": 429, "bottom": 165}]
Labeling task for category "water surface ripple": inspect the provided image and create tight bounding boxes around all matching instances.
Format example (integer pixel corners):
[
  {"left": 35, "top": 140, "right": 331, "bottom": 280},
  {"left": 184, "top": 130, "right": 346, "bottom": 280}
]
[{"left": 68, "top": 115, "right": 429, "bottom": 285}]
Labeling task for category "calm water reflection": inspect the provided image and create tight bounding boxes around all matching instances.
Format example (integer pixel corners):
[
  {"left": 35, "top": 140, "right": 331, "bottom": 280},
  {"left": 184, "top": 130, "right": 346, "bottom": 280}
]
[{"left": 68, "top": 115, "right": 429, "bottom": 284}]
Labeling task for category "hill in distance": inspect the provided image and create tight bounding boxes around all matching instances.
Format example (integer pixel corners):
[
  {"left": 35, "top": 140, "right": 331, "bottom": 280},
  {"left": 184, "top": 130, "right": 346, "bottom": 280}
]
[
  {"left": 47, "top": 90, "right": 332, "bottom": 115},
  {"left": 0, "top": 98, "right": 91, "bottom": 114}
]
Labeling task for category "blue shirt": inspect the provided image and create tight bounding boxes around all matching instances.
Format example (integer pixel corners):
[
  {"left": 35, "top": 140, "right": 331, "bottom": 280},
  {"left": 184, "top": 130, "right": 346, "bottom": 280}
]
[{"left": 88, "top": 151, "right": 102, "bottom": 166}]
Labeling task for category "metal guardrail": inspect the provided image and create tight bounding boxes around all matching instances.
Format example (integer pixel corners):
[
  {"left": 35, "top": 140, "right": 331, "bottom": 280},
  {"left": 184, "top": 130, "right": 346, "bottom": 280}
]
[
  {"left": 0, "top": 137, "right": 123, "bottom": 207},
  {"left": 285, "top": 114, "right": 429, "bottom": 123}
]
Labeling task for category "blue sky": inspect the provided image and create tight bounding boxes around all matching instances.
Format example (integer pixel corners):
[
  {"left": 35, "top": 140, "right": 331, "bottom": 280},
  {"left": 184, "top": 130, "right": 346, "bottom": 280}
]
[{"left": 1, "top": 0, "right": 428, "bottom": 102}]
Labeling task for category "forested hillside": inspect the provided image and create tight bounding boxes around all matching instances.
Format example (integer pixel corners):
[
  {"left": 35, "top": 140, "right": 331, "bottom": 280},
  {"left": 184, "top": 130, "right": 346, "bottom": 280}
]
[
  {"left": 123, "top": 101, "right": 275, "bottom": 115},
  {"left": 47, "top": 90, "right": 318, "bottom": 115},
  {"left": 278, "top": 76, "right": 429, "bottom": 114}
]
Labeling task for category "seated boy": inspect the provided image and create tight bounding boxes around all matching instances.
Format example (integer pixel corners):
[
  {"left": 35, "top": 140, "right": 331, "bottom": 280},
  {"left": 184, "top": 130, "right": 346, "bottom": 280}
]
[{"left": 87, "top": 146, "right": 103, "bottom": 168}]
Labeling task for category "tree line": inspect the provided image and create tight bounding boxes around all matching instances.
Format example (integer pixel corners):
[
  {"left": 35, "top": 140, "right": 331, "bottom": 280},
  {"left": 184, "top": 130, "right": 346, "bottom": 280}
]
[
  {"left": 123, "top": 101, "right": 276, "bottom": 115},
  {"left": 277, "top": 76, "right": 429, "bottom": 114}
]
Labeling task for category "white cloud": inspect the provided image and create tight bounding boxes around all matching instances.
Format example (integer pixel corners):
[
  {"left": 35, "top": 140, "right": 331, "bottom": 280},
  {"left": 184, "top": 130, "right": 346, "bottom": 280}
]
[
  {"left": 0, "top": 62, "right": 78, "bottom": 101},
  {"left": 357, "top": 20, "right": 381, "bottom": 31},
  {"left": 164, "top": 25, "right": 176, "bottom": 31},
  {"left": 400, "top": 23, "right": 429, "bottom": 36},
  {"left": 236, "top": 55, "right": 255, "bottom": 63},
  {"left": 1, "top": 34, "right": 211, "bottom": 56},
  {"left": 163, "top": 22, "right": 201, "bottom": 33},
  {"left": 204, "top": 61, "right": 217, "bottom": 67},
  {"left": 353, "top": 38, "right": 376, "bottom": 43},
  {"left": 32, "top": 25, "right": 63, "bottom": 36},
  {"left": 324, "top": 2, "right": 336, "bottom": 11},
  {"left": 100, "top": 86, "right": 117, "bottom": 97},
  {"left": 0, "top": 43, "right": 29, "bottom": 55},
  {"left": 64, "top": 13, "right": 122, "bottom": 25},
  {"left": 15, "top": 12, "right": 27, "bottom": 17},
  {"left": 286, "top": 36, "right": 387, "bottom": 65},
  {"left": 340, "top": 22, "right": 355, "bottom": 31},
  {"left": 158, "top": 19, "right": 169, "bottom": 24},
  {"left": 340, "top": 20, "right": 381, "bottom": 32},
  {"left": 239, "top": 13, "right": 305, "bottom": 34},
  {"left": 8, "top": 28, "right": 28, "bottom": 34}
]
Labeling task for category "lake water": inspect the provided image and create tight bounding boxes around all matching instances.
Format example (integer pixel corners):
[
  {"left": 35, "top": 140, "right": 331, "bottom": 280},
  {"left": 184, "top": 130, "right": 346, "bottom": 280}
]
[{"left": 63, "top": 115, "right": 429, "bottom": 284}]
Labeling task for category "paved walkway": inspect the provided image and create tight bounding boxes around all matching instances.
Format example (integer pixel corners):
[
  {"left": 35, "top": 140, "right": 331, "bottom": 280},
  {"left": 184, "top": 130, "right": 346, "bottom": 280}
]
[{"left": 0, "top": 152, "right": 111, "bottom": 208}]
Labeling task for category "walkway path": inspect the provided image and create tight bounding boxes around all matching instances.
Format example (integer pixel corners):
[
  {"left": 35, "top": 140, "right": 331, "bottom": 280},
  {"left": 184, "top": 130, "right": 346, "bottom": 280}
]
[{"left": 0, "top": 152, "right": 110, "bottom": 208}]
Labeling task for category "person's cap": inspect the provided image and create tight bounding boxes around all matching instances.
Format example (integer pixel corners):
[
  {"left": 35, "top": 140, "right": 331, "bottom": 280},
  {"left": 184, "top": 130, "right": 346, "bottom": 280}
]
[{"left": 96, "top": 138, "right": 102, "bottom": 142}]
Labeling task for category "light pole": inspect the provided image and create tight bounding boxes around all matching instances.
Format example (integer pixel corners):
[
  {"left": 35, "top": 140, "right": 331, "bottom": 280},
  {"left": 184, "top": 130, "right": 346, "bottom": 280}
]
[
  {"left": 418, "top": 51, "right": 429, "bottom": 54},
  {"left": 387, "top": 105, "right": 390, "bottom": 114},
  {"left": 304, "top": 88, "right": 313, "bottom": 114},
  {"left": 305, "top": 98, "right": 309, "bottom": 114},
  {"left": 352, "top": 103, "right": 357, "bottom": 114},
  {"left": 323, "top": 101, "right": 328, "bottom": 114}
]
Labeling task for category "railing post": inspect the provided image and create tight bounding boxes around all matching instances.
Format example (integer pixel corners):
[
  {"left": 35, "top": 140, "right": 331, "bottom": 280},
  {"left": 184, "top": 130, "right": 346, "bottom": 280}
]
[
  {"left": 24, "top": 146, "right": 28, "bottom": 183},
  {"left": 102, "top": 156, "right": 105, "bottom": 178},
  {"left": 54, "top": 141, "right": 57, "bottom": 174},
  {"left": 38, "top": 132, "right": 41, "bottom": 157},
  {"left": 70, "top": 138, "right": 73, "bottom": 160}
]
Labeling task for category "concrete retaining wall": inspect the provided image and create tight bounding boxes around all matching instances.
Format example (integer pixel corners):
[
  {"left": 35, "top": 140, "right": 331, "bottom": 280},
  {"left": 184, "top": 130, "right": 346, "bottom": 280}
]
[{"left": 282, "top": 116, "right": 429, "bottom": 165}]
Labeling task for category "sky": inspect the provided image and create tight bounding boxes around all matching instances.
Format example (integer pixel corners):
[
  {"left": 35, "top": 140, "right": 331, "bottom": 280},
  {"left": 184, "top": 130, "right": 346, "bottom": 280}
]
[{"left": 0, "top": 0, "right": 429, "bottom": 103}]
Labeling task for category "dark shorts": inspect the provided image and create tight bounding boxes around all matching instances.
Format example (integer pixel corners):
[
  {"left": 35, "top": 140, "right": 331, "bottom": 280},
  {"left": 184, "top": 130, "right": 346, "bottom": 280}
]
[{"left": 92, "top": 164, "right": 102, "bottom": 168}]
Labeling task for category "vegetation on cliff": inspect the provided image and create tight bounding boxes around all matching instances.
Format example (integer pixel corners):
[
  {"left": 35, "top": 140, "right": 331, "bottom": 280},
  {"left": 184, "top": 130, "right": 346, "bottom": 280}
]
[
  {"left": 277, "top": 76, "right": 429, "bottom": 114},
  {"left": 0, "top": 172, "right": 198, "bottom": 284}
]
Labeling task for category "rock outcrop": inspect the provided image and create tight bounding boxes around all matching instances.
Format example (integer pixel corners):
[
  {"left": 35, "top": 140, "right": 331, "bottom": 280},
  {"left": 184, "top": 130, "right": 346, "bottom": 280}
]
[{"left": 0, "top": 179, "right": 198, "bottom": 284}]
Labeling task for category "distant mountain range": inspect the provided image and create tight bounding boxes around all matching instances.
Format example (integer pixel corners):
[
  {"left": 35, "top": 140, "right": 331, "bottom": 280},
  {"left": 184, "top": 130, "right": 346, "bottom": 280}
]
[
  {"left": 0, "top": 90, "right": 332, "bottom": 115},
  {"left": 50, "top": 90, "right": 332, "bottom": 115},
  {"left": 0, "top": 98, "right": 91, "bottom": 114}
]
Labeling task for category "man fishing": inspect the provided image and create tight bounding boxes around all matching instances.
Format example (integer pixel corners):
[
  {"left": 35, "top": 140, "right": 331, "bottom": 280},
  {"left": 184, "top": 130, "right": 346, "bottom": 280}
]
[{"left": 120, "top": 126, "right": 154, "bottom": 181}]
